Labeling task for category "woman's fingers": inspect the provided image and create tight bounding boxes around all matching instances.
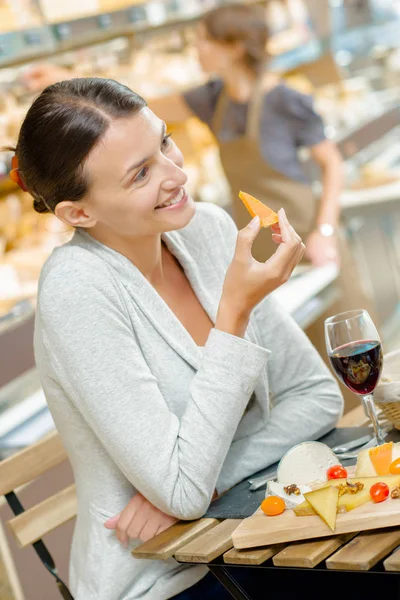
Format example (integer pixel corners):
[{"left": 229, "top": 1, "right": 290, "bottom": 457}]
[
  {"left": 277, "top": 208, "right": 302, "bottom": 244},
  {"left": 235, "top": 216, "right": 261, "bottom": 262},
  {"left": 139, "top": 519, "right": 161, "bottom": 543},
  {"left": 126, "top": 501, "right": 152, "bottom": 543},
  {"left": 104, "top": 514, "right": 120, "bottom": 530},
  {"left": 264, "top": 209, "right": 305, "bottom": 281},
  {"left": 272, "top": 234, "right": 282, "bottom": 244},
  {"left": 270, "top": 222, "right": 281, "bottom": 234},
  {"left": 103, "top": 493, "right": 179, "bottom": 546},
  {"left": 140, "top": 513, "right": 177, "bottom": 542},
  {"left": 114, "top": 493, "right": 145, "bottom": 547}
]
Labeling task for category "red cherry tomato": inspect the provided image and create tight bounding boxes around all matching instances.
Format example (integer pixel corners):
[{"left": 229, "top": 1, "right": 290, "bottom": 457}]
[
  {"left": 389, "top": 458, "right": 400, "bottom": 475},
  {"left": 370, "top": 482, "right": 389, "bottom": 503},
  {"left": 327, "top": 465, "right": 348, "bottom": 480}
]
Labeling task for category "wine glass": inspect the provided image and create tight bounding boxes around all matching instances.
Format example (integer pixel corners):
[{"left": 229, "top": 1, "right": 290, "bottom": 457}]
[{"left": 324, "top": 309, "right": 385, "bottom": 446}]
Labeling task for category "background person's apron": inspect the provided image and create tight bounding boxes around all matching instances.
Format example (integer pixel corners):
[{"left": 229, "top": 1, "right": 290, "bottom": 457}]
[{"left": 211, "top": 79, "right": 379, "bottom": 411}]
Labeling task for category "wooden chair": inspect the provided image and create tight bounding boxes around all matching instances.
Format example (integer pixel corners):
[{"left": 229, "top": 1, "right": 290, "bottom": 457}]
[{"left": 0, "top": 430, "right": 77, "bottom": 600}]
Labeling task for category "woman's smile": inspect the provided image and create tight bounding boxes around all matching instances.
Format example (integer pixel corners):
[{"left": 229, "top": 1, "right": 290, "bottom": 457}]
[{"left": 155, "top": 187, "right": 188, "bottom": 210}]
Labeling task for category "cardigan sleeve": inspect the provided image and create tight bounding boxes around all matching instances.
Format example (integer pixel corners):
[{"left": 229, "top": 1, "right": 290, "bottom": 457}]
[
  {"left": 207, "top": 205, "right": 344, "bottom": 494},
  {"left": 216, "top": 293, "right": 344, "bottom": 494}
]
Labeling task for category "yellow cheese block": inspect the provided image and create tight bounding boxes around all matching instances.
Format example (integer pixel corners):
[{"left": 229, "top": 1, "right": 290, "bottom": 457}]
[
  {"left": 303, "top": 486, "right": 339, "bottom": 531},
  {"left": 294, "top": 474, "right": 400, "bottom": 516},
  {"left": 338, "top": 474, "right": 400, "bottom": 511}
]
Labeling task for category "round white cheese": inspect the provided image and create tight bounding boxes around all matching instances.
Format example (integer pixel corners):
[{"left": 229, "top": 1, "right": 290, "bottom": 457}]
[{"left": 276, "top": 441, "right": 340, "bottom": 485}]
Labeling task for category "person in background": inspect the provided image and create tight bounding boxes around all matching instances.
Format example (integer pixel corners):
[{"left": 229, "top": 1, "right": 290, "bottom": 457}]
[{"left": 9, "top": 76, "right": 344, "bottom": 599}]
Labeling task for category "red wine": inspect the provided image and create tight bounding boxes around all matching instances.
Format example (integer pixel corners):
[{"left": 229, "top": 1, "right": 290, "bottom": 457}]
[{"left": 329, "top": 340, "right": 383, "bottom": 395}]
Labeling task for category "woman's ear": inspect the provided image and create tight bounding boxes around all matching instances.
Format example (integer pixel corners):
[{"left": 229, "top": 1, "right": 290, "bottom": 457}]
[{"left": 55, "top": 201, "right": 97, "bottom": 229}]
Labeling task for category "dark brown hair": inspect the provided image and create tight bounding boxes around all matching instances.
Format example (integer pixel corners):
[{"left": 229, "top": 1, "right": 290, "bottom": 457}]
[
  {"left": 13, "top": 77, "right": 146, "bottom": 213},
  {"left": 202, "top": 5, "right": 268, "bottom": 73}
]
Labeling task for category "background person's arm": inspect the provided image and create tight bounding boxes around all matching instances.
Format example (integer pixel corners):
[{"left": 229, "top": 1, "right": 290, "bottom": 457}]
[{"left": 305, "top": 139, "right": 344, "bottom": 266}]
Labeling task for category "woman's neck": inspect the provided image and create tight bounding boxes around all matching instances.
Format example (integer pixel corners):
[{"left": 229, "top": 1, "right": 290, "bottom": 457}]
[
  {"left": 220, "top": 65, "right": 257, "bottom": 103},
  {"left": 87, "top": 227, "right": 167, "bottom": 284}
]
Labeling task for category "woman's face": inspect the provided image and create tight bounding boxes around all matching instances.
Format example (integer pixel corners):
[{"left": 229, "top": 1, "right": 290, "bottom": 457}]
[
  {"left": 195, "top": 22, "right": 240, "bottom": 75},
  {"left": 78, "top": 108, "right": 195, "bottom": 239}
]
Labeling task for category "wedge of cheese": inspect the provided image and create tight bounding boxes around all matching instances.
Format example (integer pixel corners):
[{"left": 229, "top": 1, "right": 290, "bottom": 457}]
[
  {"left": 369, "top": 442, "right": 393, "bottom": 475},
  {"left": 303, "top": 486, "right": 339, "bottom": 531},
  {"left": 238, "top": 191, "right": 279, "bottom": 228},
  {"left": 355, "top": 441, "right": 400, "bottom": 477}
]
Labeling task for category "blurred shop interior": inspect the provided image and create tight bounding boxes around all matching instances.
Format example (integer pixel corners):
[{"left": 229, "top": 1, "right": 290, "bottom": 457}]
[
  {"left": 1, "top": 0, "right": 400, "bottom": 598},
  {"left": 2, "top": 0, "right": 400, "bottom": 446}
]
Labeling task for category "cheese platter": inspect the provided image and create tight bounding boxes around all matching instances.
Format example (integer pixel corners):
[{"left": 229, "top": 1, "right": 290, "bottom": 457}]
[{"left": 231, "top": 439, "right": 400, "bottom": 550}]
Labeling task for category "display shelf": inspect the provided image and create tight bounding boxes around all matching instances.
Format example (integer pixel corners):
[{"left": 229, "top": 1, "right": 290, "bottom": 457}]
[
  {"left": 0, "top": 0, "right": 398, "bottom": 73},
  {"left": 0, "top": 0, "right": 265, "bottom": 69},
  {"left": 0, "top": 26, "right": 56, "bottom": 68}
]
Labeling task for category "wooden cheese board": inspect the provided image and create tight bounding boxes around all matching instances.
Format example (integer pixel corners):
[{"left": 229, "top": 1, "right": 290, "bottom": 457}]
[{"left": 232, "top": 492, "right": 400, "bottom": 550}]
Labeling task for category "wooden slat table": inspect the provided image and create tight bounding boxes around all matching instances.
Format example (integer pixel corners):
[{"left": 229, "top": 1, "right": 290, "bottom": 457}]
[{"left": 133, "top": 409, "right": 400, "bottom": 599}]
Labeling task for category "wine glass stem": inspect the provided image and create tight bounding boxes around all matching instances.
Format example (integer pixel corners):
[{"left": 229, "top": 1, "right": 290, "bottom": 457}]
[{"left": 362, "top": 394, "right": 385, "bottom": 445}]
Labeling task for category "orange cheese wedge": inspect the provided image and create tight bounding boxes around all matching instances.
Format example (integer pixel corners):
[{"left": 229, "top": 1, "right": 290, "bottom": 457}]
[
  {"left": 369, "top": 441, "right": 393, "bottom": 476},
  {"left": 238, "top": 191, "right": 279, "bottom": 229}
]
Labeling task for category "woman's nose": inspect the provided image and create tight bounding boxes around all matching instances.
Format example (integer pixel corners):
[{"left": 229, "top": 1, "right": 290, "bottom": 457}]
[{"left": 162, "top": 161, "right": 188, "bottom": 190}]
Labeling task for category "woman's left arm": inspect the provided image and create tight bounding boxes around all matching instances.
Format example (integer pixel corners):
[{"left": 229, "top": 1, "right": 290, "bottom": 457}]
[
  {"left": 215, "top": 294, "right": 344, "bottom": 495},
  {"left": 306, "top": 139, "right": 344, "bottom": 266}
]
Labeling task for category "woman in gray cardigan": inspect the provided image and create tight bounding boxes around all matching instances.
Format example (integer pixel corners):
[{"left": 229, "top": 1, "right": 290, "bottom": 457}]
[{"left": 11, "top": 78, "right": 343, "bottom": 600}]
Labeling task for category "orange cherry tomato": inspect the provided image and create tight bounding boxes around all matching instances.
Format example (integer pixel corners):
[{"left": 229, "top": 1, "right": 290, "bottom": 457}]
[
  {"left": 261, "top": 496, "right": 285, "bottom": 516},
  {"left": 327, "top": 465, "right": 348, "bottom": 480},
  {"left": 370, "top": 482, "right": 389, "bottom": 503},
  {"left": 389, "top": 458, "right": 400, "bottom": 475}
]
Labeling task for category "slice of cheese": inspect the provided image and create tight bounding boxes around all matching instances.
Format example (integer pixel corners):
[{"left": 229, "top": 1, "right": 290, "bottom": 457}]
[
  {"left": 238, "top": 191, "right": 279, "bottom": 228},
  {"left": 355, "top": 447, "right": 376, "bottom": 477},
  {"left": 356, "top": 441, "right": 400, "bottom": 477},
  {"left": 266, "top": 481, "right": 311, "bottom": 509},
  {"left": 303, "top": 486, "right": 339, "bottom": 531},
  {"left": 337, "top": 474, "right": 400, "bottom": 510},
  {"left": 369, "top": 442, "right": 393, "bottom": 475}
]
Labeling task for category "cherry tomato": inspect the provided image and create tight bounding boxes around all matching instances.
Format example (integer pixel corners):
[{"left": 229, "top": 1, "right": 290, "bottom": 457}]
[
  {"left": 389, "top": 458, "right": 400, "bottom": 475},
  {"left": 327, "top": 465, "right": 348, "bottom": 480},
  {"left": 261, "top": 496, "right": 285, "bottom": 516},
  {"left": 370, "top": 482, "right": 389, "bottom": 503}
]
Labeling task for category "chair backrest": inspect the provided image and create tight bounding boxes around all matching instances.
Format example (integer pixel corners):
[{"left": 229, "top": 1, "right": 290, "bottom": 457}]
[{"left": 0, "top": 430, "right": 77, "bottom": 599}]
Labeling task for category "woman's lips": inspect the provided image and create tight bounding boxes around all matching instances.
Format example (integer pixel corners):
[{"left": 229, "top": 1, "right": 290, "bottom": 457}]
[{"left": 155, "top": 189, "right": 188, "bottom": 210}]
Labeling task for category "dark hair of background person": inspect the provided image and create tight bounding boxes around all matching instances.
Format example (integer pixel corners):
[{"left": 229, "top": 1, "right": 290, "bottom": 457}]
[
  {"left": 5, "top": 77, "right": 146, "bottom": 214},
  {"left": 202, "top": 4, "right": 269, "bottom": 73}
]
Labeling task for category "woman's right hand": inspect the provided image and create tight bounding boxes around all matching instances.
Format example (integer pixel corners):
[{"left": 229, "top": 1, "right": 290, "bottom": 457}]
[{"left": 216, "top": 208, "right": 305, "bottom": 337}]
